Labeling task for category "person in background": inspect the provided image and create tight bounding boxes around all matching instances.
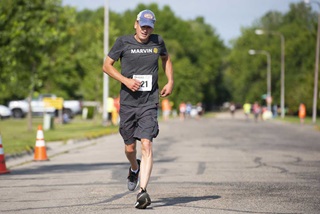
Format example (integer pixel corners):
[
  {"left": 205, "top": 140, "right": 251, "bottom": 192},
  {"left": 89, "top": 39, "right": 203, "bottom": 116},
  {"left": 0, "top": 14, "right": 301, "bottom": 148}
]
[
  {"left": 179, "top": 101, "right": 186, "bottom": 121},
  {"left": 102, "top": 9, "right": 174, "bottom": 209},
  {"left": 272, "top": 104, "right": 278, "bottom": 118},
  {"left": 299, "top": 103, "right": 306, "bottom": 124},
  {"left": 229, "top": 102, "right": 236, "bottom": 118},
  {"left": 161, "top": 98, "right": 171, "bottom": 121},
  {"left": 252, "top": 101, "right": 261, "bottom": 122},
  {"left": 196, "top": 102, "right": 204, "bottom": 119},
  {"left": 107, "top": 97, "right": 114, "bottom": 123},
  {"left": 112, "top": 95, "right": 120, "bottom": 125},
  {"left": 62, "top": 112, "right": 70, "bottom": 124},
  {"left": 243, "top": 102, "right": 251, "bottom": 121},
  {"left": 186, "top": 102, "right": 192, "bottom": 118}
]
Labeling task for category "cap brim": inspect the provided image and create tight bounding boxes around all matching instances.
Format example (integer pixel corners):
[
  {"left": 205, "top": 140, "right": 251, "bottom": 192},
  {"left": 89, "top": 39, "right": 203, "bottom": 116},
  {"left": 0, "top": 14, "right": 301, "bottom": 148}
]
[{"left": 139, "top": 20, "right": 154, "bottom": 28}]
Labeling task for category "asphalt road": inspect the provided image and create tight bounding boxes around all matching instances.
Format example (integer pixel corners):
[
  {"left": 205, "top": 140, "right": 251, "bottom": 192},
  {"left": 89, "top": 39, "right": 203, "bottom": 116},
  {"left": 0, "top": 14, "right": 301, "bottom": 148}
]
[{"left": 1, "top": 112, "right": 320, "bottom": 214}]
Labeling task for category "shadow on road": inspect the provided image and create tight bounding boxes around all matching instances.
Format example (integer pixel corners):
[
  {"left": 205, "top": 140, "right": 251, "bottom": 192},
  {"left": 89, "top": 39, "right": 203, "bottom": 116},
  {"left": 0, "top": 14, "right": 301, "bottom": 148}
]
[
  {"left": 6, "top": 162, "right": 129, "bottom": 175},
  {"left": 153, "top": 195, "right": 221, "bottom": 207},
  {"left": 6, "top": 159, "right": 178, "bottom": 176}
]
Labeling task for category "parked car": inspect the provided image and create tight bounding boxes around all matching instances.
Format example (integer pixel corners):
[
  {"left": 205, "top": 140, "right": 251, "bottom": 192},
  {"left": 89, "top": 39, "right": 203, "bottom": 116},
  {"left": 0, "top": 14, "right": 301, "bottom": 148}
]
[
  {"left": 0, "top": 105, "right": 11, "bottom": 120},
  {"left": 8, "top": 94, "right": 82, "bottom": 119}
]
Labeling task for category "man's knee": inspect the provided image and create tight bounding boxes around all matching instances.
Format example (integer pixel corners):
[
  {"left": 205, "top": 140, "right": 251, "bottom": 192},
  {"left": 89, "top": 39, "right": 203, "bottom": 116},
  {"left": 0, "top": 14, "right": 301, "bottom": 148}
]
[
  {"left": 141, "top": 139, "right": 152, "bottom": 155},
  {"left": 125, "top": 143, "right": 136, "bottom": 154}
]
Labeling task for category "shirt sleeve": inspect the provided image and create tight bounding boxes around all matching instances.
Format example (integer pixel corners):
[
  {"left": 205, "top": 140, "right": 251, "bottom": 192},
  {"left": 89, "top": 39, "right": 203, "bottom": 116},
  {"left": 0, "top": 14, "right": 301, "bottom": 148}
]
[
  {"left": 158, "top": 35, "right": 168, "bottom": 56},
  {"left": 108, "top": 37, "right": 124, "bottom": 61}
]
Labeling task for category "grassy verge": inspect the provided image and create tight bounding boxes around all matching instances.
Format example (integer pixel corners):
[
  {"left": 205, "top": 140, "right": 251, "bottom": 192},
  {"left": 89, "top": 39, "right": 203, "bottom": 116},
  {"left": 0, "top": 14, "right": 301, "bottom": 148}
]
[
  {"left": 274, "top": 115, "right": 320, "bottom": 130},
  {"left": 0, "top": 116, "right": 118, "bottom": 155},
  {"left": 203, "top": 112, "right": 216, "bottom": 118}
]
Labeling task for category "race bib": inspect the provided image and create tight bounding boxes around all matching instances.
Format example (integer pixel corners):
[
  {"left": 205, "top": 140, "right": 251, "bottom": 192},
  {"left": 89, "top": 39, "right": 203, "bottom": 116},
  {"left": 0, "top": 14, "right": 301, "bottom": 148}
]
[{"left": 133, "top": 75, "right": 152, "bottom": 91}]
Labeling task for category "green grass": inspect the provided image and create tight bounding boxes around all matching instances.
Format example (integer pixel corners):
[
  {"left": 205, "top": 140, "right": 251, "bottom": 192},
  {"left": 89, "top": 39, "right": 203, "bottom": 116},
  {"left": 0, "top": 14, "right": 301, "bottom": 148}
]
[
  {"left": 274, "top": 115, "right": 320, "bottom": 130},
  {"left": 0, "top": 116, "right": 118, "bottom": 155},
  {"left": 203, "top": 112, "right": 216, "bottom": 118}
]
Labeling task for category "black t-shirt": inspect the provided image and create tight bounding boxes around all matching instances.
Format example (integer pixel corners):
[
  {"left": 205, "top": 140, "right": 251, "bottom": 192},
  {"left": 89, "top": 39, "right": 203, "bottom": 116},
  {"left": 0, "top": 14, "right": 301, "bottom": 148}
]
[{"left": 108, "top": 34, "right": 168, "bottom": 107}]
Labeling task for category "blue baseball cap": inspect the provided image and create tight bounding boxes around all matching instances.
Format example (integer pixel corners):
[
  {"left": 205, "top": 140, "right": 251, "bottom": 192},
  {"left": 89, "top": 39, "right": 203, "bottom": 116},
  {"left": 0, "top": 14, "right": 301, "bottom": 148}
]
[{"left": 136, "top": 10, "right": 156, "bottom": 28}]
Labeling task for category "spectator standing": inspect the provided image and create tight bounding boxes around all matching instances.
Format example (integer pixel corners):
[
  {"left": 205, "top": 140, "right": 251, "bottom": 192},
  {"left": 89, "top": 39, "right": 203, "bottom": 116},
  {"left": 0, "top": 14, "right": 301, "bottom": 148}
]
[
  {"left": 243, "top": 102, "right": 251, "bottom": 121},
  {"left": 252, "top": 101, "right": 261, "bottom": 122},
  {"left": 272, "top": 104, "right": 278, "bottom": 118},
  {"left": 229, "top": 102, "right": 236, "bottom": 118},
  {"left": 161, "top": 98, "right": 171, "bottom": 121},
  {"left": 299, "top": 103, "right": 306, "bottom": 124},
  {"left": 196, "top": 102, "right": 204, "bottom": 118},
  {"left": 107, "top": 97, "right": 115, "bottom": 123},
  {"left": 186, "top": 102, "right": 192, "bottom": 118},
  {"left": 179, "top": 102, "right": 186, "bottom": 121},
  {"left": 112, "top": 96, "right": 120, "bottom": 125}
]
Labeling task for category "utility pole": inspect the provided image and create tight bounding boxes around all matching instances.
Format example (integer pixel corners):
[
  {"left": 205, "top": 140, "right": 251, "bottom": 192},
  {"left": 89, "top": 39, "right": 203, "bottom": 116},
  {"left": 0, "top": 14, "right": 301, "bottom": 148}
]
[{"left": 103, "top": 0, "right": 109, "bottom": 124}]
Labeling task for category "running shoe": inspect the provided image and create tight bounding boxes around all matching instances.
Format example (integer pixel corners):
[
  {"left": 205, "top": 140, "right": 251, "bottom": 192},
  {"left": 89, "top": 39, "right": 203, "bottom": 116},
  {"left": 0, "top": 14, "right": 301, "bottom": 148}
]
[
  {"left": 135, "top": 189, "right": 151, "bottom": 209},
  {"left": 127, "top": 159, "right": 141, "bottom": 191}
]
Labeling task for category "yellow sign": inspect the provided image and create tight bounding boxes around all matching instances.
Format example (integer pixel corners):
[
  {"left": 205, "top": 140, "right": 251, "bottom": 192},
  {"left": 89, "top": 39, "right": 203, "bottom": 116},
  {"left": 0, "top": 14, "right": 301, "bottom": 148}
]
[{"left": 43, "top": 97, "right": 64, "bottom": 110}]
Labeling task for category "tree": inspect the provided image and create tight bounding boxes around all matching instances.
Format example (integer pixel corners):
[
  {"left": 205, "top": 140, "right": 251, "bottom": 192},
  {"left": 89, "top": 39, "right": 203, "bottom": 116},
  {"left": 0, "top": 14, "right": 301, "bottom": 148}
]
[
  {"left": 225, "top": 2, "right": 318, "bottom": 115},
  {"left": 0, "top": 0, "right": 78, "bottom": 130},
  {"left": 1, "top": 2, "right": 228, "bottom": 117}
]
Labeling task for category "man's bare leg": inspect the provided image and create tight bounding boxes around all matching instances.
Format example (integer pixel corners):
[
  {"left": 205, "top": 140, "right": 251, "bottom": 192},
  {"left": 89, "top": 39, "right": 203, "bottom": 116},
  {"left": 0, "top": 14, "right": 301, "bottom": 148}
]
[
  {"left": 139, "top": 138, "right": 153, "bottom": 191},
  {"left": 125, "top": 141, "right": 139, "bottom": 171}
]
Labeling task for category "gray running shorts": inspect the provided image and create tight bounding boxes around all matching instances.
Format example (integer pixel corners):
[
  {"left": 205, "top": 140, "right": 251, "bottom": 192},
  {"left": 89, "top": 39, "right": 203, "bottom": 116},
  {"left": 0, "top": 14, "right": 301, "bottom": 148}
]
[{"left": 119, "top": 104, "right": 159, "bottom": 145}]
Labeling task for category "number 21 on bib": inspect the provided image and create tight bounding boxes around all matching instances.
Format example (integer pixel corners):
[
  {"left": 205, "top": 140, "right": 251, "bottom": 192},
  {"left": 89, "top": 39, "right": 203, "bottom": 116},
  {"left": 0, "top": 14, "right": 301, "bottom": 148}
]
[{"left": 133, "top": 75, "right": 152, "bottom": 91}]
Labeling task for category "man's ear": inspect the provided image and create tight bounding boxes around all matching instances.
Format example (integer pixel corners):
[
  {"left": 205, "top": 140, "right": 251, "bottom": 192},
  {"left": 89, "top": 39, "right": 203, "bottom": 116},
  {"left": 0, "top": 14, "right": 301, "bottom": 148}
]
[{"left": 134, "top": 21, "right": 138, "bottom": 29}]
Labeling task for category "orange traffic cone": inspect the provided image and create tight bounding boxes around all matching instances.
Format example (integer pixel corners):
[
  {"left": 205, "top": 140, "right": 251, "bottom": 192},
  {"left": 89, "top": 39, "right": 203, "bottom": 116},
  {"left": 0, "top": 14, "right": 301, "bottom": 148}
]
[
  {"left": 0, "top": 135, "right": 10, "bottom": 174},
  {"left": 33, "top": 125, "right": 49, "bottom": 161}
]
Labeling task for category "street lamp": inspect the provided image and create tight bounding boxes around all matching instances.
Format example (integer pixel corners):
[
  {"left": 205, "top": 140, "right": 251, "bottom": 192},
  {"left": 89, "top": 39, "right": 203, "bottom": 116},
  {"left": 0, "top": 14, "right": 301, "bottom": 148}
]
[
  {"left": 255, "top": 29, "right": 285, "bottom": 118},
  {"left": 304, "top": 0, "right": 319, "bottom": 124},
  {"left": 248, "top": 49, "right": 272, "bottom": 111}
]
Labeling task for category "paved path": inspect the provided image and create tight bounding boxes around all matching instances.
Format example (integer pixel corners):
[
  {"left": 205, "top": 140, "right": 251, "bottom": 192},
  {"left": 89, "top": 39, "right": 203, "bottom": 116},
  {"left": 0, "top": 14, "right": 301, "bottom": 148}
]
[{"left": 1, "top": 111, "right": 320, "bottom": 214}]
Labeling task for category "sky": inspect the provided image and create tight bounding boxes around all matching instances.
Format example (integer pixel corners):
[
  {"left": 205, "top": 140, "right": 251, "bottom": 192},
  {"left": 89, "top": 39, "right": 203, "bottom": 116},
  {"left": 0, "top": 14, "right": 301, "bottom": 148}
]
[{"left": 62, "top": 0, "right": 303, "bottom": 45}]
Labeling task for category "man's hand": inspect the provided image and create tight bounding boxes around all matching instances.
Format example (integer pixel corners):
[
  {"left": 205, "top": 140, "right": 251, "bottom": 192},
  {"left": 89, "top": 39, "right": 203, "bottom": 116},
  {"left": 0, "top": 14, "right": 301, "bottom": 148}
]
[
  {"left": 125, "top": 78, "right": 141, "bottom": 92},
  {"left": 160, "top": 82, "right": 174, "bottom": 97}
]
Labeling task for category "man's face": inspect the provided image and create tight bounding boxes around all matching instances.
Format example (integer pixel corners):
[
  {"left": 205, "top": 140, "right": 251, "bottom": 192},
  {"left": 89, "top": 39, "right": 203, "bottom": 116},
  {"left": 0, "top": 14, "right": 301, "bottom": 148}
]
[{"left": 134, "top": 21, "right": 154, "bottom": 43}]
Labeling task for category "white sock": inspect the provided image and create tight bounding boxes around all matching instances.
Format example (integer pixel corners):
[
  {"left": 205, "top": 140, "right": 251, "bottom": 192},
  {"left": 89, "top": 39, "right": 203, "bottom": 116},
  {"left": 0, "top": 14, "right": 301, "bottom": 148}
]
[{"left": 131, "top": 168, "right": 139, "bottom": 174}]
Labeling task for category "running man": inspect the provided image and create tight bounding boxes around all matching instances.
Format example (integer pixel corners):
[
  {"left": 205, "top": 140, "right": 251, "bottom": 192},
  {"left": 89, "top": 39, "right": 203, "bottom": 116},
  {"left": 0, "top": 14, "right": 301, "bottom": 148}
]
[{"left": 102, "top": 9, "right": 174, "bottom": 209}]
